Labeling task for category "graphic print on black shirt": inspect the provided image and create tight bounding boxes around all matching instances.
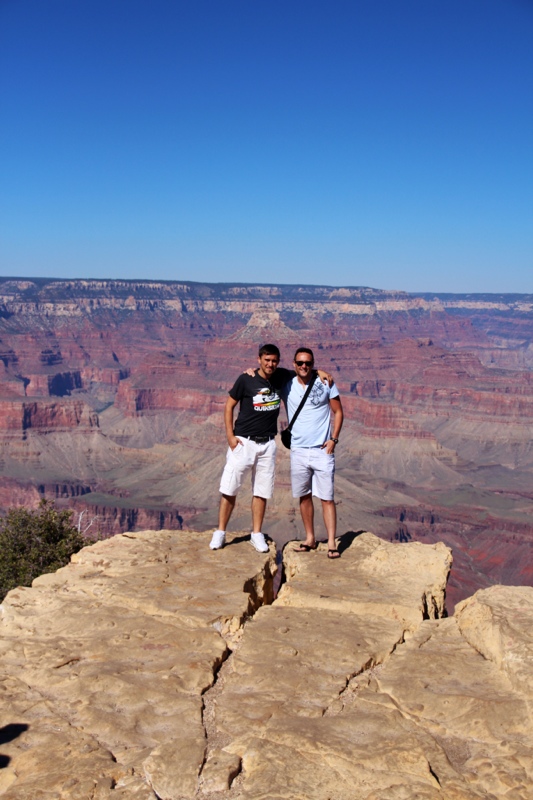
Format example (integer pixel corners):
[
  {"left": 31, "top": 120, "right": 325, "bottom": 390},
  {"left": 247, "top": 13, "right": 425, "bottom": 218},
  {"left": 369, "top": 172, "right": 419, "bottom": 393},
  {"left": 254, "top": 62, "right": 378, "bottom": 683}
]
[
  {"left": 253, "top": 387, "right": 280, "bottom": 412},
  {"left": 229, "top": 371, "right": 282, "bottom": 438}
]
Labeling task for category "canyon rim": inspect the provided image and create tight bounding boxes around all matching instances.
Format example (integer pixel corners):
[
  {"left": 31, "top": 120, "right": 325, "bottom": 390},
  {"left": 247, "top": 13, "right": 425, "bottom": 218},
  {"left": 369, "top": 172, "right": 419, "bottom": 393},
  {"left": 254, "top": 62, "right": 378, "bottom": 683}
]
[{"left": 1, "top": 277, "right": 533, "bottom": 609}]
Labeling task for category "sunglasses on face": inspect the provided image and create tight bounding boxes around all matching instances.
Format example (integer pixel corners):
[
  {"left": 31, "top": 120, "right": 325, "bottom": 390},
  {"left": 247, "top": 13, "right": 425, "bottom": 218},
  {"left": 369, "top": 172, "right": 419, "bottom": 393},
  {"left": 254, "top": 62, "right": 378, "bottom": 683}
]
[{"left": 295, "top": 360, "right": 313, "bottom": 367}]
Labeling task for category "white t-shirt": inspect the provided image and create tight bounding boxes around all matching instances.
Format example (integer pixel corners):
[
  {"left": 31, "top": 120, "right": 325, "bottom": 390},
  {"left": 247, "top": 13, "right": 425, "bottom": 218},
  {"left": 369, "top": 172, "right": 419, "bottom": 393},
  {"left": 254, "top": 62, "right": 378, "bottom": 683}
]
[{"left": 282, "top": 377, "right": 339, "bottom": 448}]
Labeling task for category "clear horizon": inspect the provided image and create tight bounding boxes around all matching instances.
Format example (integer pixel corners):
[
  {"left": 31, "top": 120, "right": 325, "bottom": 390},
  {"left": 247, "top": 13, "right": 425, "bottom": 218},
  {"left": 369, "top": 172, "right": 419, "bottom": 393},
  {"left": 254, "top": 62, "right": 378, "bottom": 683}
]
[
  {"left": 2, "top": 274, "right": 533, "bottom": 300},
  {"left": 1, "top": 0, "right": 532, "bottom": 293}
]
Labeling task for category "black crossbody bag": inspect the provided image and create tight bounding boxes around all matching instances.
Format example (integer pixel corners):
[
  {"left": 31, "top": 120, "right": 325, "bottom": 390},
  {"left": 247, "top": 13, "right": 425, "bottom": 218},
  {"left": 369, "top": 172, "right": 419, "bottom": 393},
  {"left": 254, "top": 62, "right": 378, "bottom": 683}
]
[{"left": 280, "top": 371, "right": 317, "bottom": 450}]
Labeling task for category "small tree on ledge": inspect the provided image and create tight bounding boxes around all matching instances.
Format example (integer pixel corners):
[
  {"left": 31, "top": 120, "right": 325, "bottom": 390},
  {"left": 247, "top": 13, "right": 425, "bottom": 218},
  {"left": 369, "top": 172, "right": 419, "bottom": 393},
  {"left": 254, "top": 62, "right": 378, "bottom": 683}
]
[{"left": 0, "top": 499, "right": 86, "bottom": 601}]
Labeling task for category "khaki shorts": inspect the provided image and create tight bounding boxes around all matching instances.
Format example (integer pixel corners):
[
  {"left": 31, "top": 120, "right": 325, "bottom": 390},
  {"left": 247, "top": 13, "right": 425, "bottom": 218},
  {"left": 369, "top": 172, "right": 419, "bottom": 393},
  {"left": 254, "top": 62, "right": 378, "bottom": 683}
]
[
  {"left": 219, "top": 436, "right": 276, "bottom": 499},
  {"left": 290, "top": 447, "right": 335, "bottom": 501}
]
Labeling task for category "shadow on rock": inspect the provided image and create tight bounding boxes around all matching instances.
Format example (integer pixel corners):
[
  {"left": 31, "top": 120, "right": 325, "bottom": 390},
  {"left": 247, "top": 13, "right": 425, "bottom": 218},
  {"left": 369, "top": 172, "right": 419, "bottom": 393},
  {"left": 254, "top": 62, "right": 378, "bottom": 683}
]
[
  {"left": 0, "top": 722, "right": 29, "bottom": 769},
  {"left": 337, "top": 530, "right": 365, "bottom": 555},
  {"left": 226, "top": 534, "right": 253, "bottom": 546}
]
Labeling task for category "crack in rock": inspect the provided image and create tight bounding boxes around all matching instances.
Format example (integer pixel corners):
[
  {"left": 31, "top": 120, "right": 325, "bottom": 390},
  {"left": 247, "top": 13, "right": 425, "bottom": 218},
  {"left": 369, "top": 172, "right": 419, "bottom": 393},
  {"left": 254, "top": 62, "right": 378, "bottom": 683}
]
[{"left": 0, "top": 531, "right": 277, "bottom": 800}]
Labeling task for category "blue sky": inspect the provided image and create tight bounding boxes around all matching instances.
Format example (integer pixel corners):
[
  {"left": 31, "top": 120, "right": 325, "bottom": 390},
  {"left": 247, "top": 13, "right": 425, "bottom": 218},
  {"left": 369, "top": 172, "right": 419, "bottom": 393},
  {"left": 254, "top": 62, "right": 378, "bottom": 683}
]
[{"left": 1, "top": 0, "right": 532, "bottom": 293}]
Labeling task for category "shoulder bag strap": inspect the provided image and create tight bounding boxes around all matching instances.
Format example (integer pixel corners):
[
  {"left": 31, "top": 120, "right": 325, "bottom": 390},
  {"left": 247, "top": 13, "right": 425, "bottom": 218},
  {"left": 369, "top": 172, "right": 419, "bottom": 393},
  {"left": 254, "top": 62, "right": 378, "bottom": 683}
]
[{"left": 287, "top": 371, "right": 317, "bottom": 432}]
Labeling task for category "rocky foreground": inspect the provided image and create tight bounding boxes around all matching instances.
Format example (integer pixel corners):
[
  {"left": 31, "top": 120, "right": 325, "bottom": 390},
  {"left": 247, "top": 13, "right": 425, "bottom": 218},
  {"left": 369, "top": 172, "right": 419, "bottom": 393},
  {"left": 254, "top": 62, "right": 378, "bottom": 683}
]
[{"left": 0, "top": 531, "right": 532, "bottom": 799}]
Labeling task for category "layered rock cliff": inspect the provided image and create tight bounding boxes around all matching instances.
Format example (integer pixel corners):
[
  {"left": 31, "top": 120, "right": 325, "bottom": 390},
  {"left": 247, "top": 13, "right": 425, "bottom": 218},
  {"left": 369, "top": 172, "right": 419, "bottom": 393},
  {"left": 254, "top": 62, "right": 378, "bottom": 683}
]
[
  {"left": 0, "top": 530, "right": 531, "bottom": 799},
  {"left": 1, "top": 277, "right": 533, "bottom": 608}
]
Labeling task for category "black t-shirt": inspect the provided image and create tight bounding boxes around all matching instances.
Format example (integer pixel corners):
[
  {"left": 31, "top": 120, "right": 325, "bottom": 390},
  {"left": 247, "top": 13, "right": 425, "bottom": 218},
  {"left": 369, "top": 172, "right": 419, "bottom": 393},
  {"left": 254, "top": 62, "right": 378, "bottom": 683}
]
[{"left": 229, "top": 368, "right": 293, "bottom": 437}]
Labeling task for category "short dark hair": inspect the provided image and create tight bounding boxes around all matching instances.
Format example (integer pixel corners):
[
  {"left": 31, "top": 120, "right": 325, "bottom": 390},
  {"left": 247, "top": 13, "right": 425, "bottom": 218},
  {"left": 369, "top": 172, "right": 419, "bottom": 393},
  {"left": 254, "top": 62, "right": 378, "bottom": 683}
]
[
  {"left": 259, "top": 343, "right": 280, "bottom": 359},
  {"left": 294, "top": 347, "right": 314, "bottom": 363}
]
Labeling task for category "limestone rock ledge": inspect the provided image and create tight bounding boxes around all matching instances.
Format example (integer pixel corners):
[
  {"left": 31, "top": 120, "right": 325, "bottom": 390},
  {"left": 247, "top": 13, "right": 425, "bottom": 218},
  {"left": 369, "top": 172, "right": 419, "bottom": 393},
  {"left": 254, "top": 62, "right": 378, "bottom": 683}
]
[
  {"left": 0, "top": 530, "right": 532, "bottom": 799},
  {"left": 0, "top": 530, "right": 276, "bottom": 798},
  {"left": 218, "top": 535, "right": 533, "bottom": 800}
]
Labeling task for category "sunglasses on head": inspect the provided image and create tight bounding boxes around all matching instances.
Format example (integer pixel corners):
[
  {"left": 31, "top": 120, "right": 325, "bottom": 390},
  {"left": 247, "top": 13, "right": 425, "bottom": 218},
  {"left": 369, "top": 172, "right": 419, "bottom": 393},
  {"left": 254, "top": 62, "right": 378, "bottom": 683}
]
[{"left": 295, "top": 360, "right": 313, "bottom": 367}]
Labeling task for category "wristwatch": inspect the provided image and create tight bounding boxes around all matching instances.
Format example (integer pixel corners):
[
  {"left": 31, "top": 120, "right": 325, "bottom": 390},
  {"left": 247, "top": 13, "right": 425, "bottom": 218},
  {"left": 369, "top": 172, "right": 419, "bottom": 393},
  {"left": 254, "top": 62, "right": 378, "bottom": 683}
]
[{"left": 331, "top": 438, "right": 339, "bottom": 444}]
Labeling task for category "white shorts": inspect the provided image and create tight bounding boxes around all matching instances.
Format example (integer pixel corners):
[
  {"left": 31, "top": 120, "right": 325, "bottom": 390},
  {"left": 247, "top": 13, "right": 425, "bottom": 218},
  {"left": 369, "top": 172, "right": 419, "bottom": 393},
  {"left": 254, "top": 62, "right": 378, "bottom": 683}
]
[
  {"left": 290, "top": 447, "right": 335, "bottom": 501},
  {"left": 219, "top": 436, "right": 276, "bottom": 499}
]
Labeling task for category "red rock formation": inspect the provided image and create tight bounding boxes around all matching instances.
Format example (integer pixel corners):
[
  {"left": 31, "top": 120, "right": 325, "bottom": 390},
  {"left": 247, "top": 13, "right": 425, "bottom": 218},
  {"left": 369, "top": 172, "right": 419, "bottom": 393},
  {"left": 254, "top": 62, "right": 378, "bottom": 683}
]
[
  {"left": 0, "top": 478, "right": 42, "bottom": 510},
  {"left": 0, "top": 399, "right": 98, "bottom": 435},
  {"left": 67, "top": 499, "right": 187, "bottom": 536},
  {"left": 1, "top": 277, "right": 533, "bottom": 607}
]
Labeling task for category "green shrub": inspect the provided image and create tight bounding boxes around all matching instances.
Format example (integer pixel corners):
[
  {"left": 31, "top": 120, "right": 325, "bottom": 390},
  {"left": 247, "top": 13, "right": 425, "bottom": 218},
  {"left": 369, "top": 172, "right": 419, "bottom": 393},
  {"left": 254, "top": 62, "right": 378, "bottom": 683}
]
[{"left": 0, "top": 500, "right": 86, "bottom": 601}]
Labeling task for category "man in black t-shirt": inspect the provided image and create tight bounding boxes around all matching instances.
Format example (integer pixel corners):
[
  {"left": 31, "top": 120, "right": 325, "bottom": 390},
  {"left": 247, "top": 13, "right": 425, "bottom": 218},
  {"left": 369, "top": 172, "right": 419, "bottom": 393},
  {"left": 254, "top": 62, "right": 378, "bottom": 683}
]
[{"left": 209, "top": 343, "right": 291, "bottom": 553}]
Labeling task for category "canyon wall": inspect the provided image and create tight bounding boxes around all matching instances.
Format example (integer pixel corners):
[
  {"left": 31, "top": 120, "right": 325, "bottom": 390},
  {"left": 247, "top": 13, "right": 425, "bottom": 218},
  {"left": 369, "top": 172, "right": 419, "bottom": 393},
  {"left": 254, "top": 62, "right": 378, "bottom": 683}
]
[{"left": 1, "top": 277, "right": 533, "bottom": 607}]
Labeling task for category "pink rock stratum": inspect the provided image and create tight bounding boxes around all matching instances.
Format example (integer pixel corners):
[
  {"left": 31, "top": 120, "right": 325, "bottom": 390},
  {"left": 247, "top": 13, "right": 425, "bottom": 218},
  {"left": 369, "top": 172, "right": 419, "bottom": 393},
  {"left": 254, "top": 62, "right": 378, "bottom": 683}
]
[{"left": 2, "top": 278, "right": 533, "bottom": 608}]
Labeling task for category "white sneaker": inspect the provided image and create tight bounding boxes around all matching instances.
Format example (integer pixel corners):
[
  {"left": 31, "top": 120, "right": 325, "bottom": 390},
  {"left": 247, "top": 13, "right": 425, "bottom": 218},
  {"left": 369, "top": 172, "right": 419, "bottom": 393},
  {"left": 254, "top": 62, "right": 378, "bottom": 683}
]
[
  {"left": 209, "top": 530, "right": 226, "bottom": 550},
  {"left": 250, "top": 532, "right": 269, "bottom": 553}
]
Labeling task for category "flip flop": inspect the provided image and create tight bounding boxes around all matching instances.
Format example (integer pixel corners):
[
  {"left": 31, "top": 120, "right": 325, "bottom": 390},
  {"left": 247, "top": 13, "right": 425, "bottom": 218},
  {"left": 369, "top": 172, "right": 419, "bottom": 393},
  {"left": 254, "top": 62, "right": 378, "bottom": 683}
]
[
  {"left": 294, "top": 543, "right": 318, "bottom": 552},
  {"left": 327, "top": 548, "right": 341, "bottom": 559}
]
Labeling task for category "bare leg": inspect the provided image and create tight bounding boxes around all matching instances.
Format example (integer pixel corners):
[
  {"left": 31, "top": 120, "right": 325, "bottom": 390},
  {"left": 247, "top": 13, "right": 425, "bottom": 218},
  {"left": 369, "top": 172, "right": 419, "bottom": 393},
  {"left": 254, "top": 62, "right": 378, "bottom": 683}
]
[
  {"left": 218, "top": 494, "right": 236, "bottom": 531},
  {"left": 299, "top": 493, "right": 316, "bottom": 546},
  {"left": 251, "top": 495, "right": 267, "bottom": 533},
  {"left": 321, "top": 499, "right": 337, "bottom": 550}
]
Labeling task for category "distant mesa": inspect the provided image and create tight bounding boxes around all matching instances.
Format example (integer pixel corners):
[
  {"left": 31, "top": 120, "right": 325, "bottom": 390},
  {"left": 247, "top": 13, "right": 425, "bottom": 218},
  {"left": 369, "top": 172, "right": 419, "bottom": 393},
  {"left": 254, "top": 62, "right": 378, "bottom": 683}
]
[{"left": 231, "top": 308, "right": 295, "bottom": 339}]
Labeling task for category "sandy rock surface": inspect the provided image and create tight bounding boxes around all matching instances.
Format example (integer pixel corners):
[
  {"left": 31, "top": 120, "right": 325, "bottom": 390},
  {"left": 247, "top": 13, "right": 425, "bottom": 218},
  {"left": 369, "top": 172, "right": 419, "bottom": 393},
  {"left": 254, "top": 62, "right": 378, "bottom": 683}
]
[
  {"left": 280, "top": 531, "right": 451, "bottom": 625},
  {"left": 455, "top": 584, "right": 533, "bottom": 697},
  {"left": 0, "top": 529, "right": 532, "bottom": 799},
  {"left": 0, "top": 530, "right": 275, "bottom": 799},
  {"left": 219, "top": 536, "right": 532, "bottom": 800}
]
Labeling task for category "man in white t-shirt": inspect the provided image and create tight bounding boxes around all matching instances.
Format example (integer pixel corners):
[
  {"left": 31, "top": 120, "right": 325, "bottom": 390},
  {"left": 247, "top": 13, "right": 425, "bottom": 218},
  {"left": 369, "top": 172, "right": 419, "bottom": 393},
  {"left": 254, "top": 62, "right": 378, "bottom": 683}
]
[{"left": 281, "top": 347, "right": 344, "bottom": 558}]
